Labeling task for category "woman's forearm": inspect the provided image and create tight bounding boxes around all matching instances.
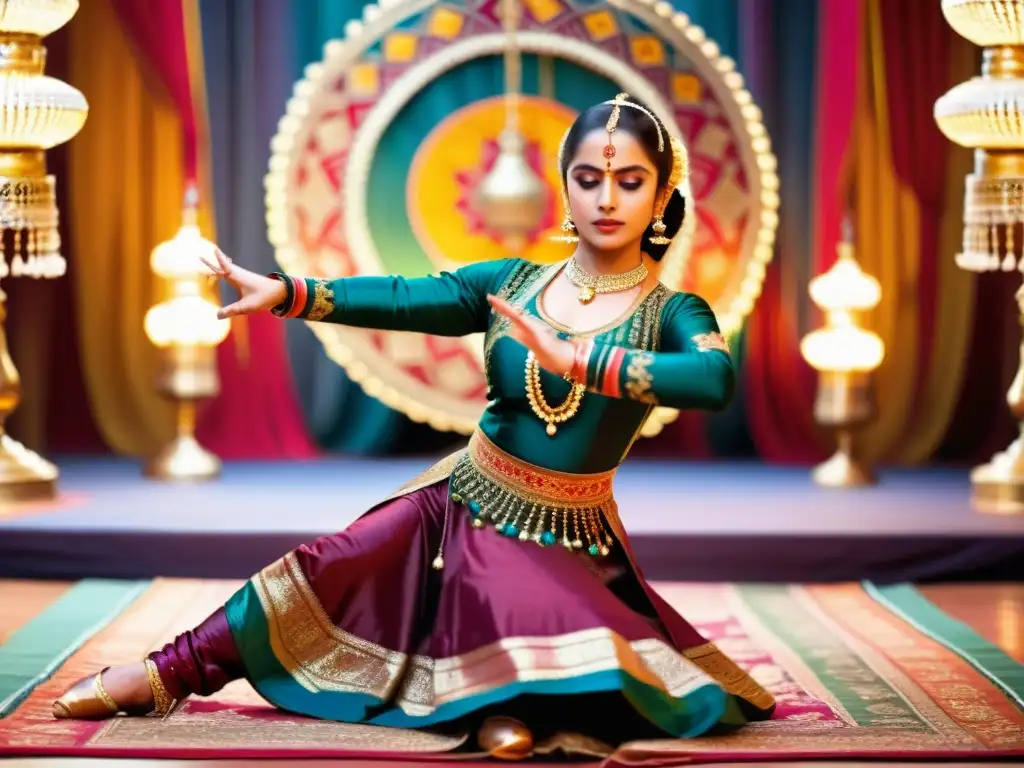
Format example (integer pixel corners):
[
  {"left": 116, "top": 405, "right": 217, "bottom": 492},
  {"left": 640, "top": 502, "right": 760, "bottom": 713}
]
[{"left": 269, "top": 259, "right": 518, "bottom": 337}]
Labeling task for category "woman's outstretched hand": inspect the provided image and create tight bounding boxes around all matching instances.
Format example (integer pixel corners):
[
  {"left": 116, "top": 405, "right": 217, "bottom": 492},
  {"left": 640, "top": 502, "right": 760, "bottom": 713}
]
[
  {"left": 199, "top": 249, "right": 288, "bottom": 319},
  {"left": 487, "top": 295, "right": 575, "bottom": 378}
]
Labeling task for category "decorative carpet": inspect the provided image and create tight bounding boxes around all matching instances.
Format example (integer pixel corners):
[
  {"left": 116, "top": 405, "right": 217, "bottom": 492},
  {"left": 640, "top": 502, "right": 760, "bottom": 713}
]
[{"left": 0, "top": 578, "right": 1021, "bottom": 764}]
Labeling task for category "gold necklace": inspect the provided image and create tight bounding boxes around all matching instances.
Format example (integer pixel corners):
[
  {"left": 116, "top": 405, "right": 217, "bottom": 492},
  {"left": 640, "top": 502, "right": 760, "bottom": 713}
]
[
  {"left": 525, "top": 351, "right": 585, "bottom": 436},
  {"left": 566, "top": 257, "right": 648, "bottom": 304}
]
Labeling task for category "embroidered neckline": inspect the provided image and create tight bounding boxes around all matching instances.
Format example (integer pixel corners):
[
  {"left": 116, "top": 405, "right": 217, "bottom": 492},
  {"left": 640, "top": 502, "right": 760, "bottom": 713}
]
[{"left": 534, "top": 262, "right": 668, "bottom": 338}]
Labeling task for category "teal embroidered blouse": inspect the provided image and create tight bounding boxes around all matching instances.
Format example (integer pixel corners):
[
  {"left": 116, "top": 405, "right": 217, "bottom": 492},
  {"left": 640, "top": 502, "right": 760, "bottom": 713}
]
[{"left": 271, "top": 259, "right": 734, "bottom": 474}]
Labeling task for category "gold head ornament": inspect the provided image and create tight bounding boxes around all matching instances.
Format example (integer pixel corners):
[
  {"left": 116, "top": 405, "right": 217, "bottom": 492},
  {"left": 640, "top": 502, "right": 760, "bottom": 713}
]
[{"left": 553, "top": 93, "right": 688, "bottom": 246}]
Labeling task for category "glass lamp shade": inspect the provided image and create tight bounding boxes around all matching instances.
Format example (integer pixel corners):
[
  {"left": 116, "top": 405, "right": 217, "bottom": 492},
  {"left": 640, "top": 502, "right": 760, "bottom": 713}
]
[
  {"left": 808, "top": 256, "right": 882, "bottom": 312},
  {"left": 0, "top": 73, "right": 88, "bottom": 150},
  {"left": 0, "top": 0, "right": 80, "bottom": 37},
  {"left": 800, "top": 321, "right": 885, "bottom": 373},
  {"left": 934, "top": 76, "right": 1024, "bottom": 149},
  {"left": 144, "top": 296, "right": 230, "bottom": 348},
  {"left": 151, "top": 224, "right": 218, "bottom": 280},
  {"left": 941, "top": 0, "right": 1024, "bottom": 46}
]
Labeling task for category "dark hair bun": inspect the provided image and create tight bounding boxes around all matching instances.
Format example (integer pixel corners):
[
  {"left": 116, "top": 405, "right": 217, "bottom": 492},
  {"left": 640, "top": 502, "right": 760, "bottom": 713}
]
[{"left": 644, "top": 190, "right": 686, "bottom": 262}]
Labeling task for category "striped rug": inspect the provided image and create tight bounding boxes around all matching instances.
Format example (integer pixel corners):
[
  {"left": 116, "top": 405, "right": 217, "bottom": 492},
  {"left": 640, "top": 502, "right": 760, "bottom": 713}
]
[{"left": 0, "top": 578, "right": 1021, "bottom": 763}]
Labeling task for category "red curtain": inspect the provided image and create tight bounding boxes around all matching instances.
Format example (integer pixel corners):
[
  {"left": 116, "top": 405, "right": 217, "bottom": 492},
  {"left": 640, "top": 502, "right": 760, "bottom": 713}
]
[
  {"left": 109, "top": 0, "right": 199, "bottom": 181},
  {"left": 196, "top": 313, "right": 317, "bottom": 460},
  {"left": 738, "top": 0, "right": 825, "bottom": 463},
  {"left": 877, "top": 1, "right": 952, "bottom": 381}
]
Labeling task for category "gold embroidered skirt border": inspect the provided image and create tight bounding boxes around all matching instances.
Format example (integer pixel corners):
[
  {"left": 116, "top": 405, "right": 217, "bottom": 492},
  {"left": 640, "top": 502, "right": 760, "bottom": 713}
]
[{"left": 451, "top": 432, "right": 617, "bottom": 556}]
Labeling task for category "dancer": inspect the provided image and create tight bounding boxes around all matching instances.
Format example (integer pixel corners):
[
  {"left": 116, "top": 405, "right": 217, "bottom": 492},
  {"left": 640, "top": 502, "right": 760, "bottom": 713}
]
[{"left": 54, "top": 94, "right": 774, "bottom": 758}]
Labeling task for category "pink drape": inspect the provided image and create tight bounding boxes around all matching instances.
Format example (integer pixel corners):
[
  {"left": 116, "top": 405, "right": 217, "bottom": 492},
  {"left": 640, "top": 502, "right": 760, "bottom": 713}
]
[
  {"left": 739, "top": 0, "right": 826, "bottom": 463},
  {"left": 109, "top": 0, "right": 199, "bottom": 181},
  {"left": 110, "top": 0, "right": 318, "bottom": 460},
  {"left": 812, "top": 0, "right": 860, "bottom": 274},
  {"left": 877, "top": 2, "right": 953, "bottom": 379},
  {"left": 196, "top": 313, "right": 317, "bottom": 459}
]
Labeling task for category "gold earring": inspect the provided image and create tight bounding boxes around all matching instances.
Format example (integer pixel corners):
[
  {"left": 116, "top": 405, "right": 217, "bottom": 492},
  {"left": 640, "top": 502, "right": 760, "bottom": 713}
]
[
  {"left": 648, "top": 216, "right": 670, "bottom": 246},
  {"left": 552, "top": 187, "right": 579, "bottom": 244},
  {"left": 552, "top": 212, "right": 579, "bottom": 244}
]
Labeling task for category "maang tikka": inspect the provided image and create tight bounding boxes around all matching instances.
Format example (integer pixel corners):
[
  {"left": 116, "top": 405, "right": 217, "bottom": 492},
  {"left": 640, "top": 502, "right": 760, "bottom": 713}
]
[{"left": 553, "top": 93, "right": 687, "bottom": 247}]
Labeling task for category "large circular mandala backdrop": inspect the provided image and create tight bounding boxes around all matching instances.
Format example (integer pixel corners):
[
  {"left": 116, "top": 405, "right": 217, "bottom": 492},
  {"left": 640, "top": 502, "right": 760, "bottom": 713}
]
[{"left": 266, "top": 0, "right": 779, "bottom": 436}]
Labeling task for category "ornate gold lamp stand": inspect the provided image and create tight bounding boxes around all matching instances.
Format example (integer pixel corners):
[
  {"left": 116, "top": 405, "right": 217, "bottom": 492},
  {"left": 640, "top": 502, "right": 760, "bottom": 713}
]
[
  {"left": 143, "top": 189, "right": 230, "bottom": 482},
  {"left": 935, "top": 0, "right": 1024, "bottom": 514},
  {"left": 0, "top": 1, "right": 87, "bottom": 502},
  {"left": 800, "top": 223, "right": 885, "bottom": 488},
  {"left": 475, "top": 0, "right": 544, "bottom": 252}
]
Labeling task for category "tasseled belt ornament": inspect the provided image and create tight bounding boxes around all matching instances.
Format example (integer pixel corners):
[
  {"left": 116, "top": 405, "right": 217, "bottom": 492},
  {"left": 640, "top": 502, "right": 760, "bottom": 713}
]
[{"left": 450, "top": 432, "right": 617, "bottom": 557}]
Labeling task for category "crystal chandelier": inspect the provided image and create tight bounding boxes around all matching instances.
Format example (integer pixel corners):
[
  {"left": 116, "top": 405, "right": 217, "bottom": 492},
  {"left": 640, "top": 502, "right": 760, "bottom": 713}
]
[
  {"left": 935, "top": 0, "right": 1024, "bottom": 514},
  {"left": 0, "top": 0, "right": 88, "bottom": 503}
]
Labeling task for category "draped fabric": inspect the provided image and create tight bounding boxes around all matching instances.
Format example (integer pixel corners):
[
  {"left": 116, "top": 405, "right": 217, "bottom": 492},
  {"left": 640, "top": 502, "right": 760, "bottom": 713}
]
[
  {"left": 846, "top": 0, "right": 924, "bottom": 464},
  {"left": 196, "top": 0, "right": 412, "bottom": 457},
  {"left": 109, "top": 1, "right": 201, "bottom": 184},
  {"left": 876, "top": 1, "right": 978, "bottom": 464},
  {"left": 846, "top": 0, "right": 974, "bottom": 464},
  {"left": 738, "top": 0, "right": 824, "bottom": 463},
  {"left": 191, "top": 0, "right": 317, "bottom": 460},
  {"left": 64, "top": 0, "right": 186, "bottom": 456}
]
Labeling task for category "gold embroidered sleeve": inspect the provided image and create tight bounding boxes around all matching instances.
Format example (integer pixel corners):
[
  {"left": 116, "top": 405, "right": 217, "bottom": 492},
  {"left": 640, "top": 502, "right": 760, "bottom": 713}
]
[
  {"left": 306, "top": 279, "right": 336, "bottom": 321},
  {"left": 692, "top": 331, "right": 730, "bottom": 355},
  {"left": 583, "top": 293, "right": 735, "bottom": 411},
  {"left": 623, "top": 352, "right": 657, "bottom": 405}
]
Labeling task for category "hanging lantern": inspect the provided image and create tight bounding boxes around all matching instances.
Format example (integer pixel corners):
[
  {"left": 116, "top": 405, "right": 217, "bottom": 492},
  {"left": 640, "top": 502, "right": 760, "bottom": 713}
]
[{"left": 474, "top": 0, "right": 544, "bottom": 253}]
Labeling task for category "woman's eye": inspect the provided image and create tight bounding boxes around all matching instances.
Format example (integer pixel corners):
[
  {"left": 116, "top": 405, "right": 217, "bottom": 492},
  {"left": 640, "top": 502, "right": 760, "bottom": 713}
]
[
  {"left": 619, "top": 179, "right": 643, "bottom": 191},
  {"left": 574, "top": 176, "right": 600, "bottom": 190}
]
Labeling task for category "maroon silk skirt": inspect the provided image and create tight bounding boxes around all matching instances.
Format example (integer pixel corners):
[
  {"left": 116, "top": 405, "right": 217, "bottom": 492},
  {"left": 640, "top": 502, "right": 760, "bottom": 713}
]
[{"left": 150, "top": 459, "right": 773, "bottom": 746}]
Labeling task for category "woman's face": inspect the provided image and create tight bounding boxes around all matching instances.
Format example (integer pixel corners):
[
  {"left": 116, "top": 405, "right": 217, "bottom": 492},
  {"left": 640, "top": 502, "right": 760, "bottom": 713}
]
[{"left": 566, "top": 127, "right": 659, "bottom": 254}]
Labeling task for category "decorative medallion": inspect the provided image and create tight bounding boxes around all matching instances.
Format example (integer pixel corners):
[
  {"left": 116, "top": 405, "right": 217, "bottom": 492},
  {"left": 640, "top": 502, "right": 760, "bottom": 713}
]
[{"left": 267, "top": 0, "right": 779, "bottom": 435}]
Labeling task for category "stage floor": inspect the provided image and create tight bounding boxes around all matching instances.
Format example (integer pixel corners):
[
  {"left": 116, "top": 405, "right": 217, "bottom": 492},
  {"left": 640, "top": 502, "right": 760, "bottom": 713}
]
[{"left": 2, "top": 456, "right": 1023, "bottom": 583}]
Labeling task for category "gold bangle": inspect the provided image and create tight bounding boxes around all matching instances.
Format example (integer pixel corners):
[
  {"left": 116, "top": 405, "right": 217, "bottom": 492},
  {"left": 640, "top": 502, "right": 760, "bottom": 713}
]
[
  {"left": 570, "top": 339, "right": 592, "bottom": 383},
  {"left": 93, "top": 671, "right": 120, "bottom": 713},
  {"left": 143, "top": 658, "right": 176, "bottom": 716}
]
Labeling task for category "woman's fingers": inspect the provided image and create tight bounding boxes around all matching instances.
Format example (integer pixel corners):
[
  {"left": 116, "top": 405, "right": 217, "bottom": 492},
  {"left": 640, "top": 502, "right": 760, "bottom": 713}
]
[
  {"left": 217, "top": 300, "right": 246, "bottom": 320},
  {"left": 199, "top": 253, "right": 224, "bottom": 276},
  {"left": 214, "top": 248, "right": 233, "bottom": 271},
  {"left": 216, "top": 293, "right": 262, "bottom": 319}
]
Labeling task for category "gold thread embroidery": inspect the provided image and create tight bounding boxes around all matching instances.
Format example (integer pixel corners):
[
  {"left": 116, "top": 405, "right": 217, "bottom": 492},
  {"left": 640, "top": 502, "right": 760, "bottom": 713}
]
[
  {"left": 305, "top": 279, "right": 335, "bottom": 321},
  {"left": 143, "top": 658, "right": 176, "bottom": 716},
  {"left": 692, "top": 331, "right": 730, "bottom": 354},
  {"left": 254, "top": 555, "right": 409, "bottom": 697},
  {"left": 96, "top": 707, "right": 468, "bottom": 751},
  {"left": 624, "top": 352, "right": 656, "bottom": 404},
  {"left": 254, "top": 554, "right": 716, "bottom": 716},
  {"left": 683, "top": 642, "right": 776, "bottom": 710},
  {"left": 453, "top": 431, "right": 616, "bottom": 553},
  {"left": 382, "top": 450, "right": 464, "bottom": 503},
  {"left": 484, "top": 261, "right": 550, "bottom": 374},
  {"left": 601, "top": 501, "right": 776, "bottom": 714}
]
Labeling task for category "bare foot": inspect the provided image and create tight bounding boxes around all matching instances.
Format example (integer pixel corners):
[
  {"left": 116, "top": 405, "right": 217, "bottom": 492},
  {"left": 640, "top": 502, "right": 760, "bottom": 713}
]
[{"left": 101, "top": 662, "right": 154, "bottom": 710}]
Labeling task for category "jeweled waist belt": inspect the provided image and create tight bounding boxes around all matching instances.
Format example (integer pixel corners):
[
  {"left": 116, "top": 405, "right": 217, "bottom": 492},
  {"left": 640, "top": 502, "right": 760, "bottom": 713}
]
[{"left": 450, "top": 431, "right": 617, "bottom": 557}]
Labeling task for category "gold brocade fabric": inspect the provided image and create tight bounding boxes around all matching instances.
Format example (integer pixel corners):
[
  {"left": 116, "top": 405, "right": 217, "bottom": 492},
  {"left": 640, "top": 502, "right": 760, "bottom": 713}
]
[
  {"left": 451, "top": 432, "right": 618, "bottom": 554},
  {"left": 253, "top": 552, "right": 716, "bottom": 717},
  {"left": 257, "top": 432, "right": 774, "bottom": 716}
]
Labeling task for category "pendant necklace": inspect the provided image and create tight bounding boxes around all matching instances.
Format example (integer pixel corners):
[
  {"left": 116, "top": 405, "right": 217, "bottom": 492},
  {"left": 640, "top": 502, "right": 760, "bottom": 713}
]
[
  {"left": 525, "top": 351, "right": 585, "bottom": 436},
  {"left": 566, "top": 257, "right": 648, "bottom": 304}
]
